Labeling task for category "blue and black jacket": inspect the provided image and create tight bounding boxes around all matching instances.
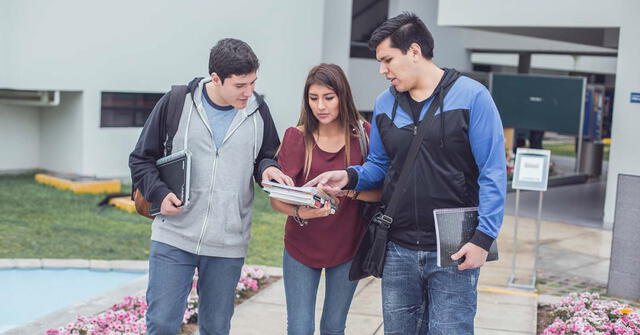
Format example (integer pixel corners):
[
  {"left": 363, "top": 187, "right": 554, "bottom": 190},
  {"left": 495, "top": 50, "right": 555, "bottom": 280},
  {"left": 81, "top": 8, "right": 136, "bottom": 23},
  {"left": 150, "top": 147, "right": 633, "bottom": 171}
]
[{"left": 346, "top": 68, "right": 507, "bottom": 252}]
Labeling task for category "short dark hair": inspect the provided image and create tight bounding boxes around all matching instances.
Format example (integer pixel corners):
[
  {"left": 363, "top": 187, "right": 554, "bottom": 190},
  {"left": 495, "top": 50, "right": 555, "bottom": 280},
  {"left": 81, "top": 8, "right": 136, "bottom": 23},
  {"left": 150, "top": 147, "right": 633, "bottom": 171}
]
[
  {"left": 368, "top": 12, "right": 434, "bottom": 59},
  {"left": 208, "top": 38, "right": 259, "bottom": 83}
]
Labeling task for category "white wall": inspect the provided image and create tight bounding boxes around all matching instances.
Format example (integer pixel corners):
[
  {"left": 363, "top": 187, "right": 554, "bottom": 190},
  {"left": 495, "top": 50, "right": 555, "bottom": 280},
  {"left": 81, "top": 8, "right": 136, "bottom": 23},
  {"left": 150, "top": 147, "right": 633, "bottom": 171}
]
[
  {"left": 39, "top": 92, "right": 84, "bottom": 175},
  {"left": 0, "top": 104, "right": 39, "bottom": 171},
  {"left": 391, "top": 0, "right": 470, "bottom": 71},
  {"left": 439, "top": 0, "right": 623, "bottom": 28},
  {"left": 463, "top": 29, "right": 617, "bottom": 55},
  {"left": 604, "top": 0, "right": 640, "bottom": 226},
  {"left": 322, "top": 0, "right": 352, "bottom": 72},
  {"left": 5, "top": 0, "right": 325, "bottom": 178},
  {"left": 349, "top": 0, "right": 472, "bottom": 112},
  {"left": 0, "top": 1, "right": 9, "bottom": 87},
  {"left": 471, "top": 53, "right": 617, "bottom": 75},
  {"left": 349, "top": 58, "right": 389, "bottom": 111}
]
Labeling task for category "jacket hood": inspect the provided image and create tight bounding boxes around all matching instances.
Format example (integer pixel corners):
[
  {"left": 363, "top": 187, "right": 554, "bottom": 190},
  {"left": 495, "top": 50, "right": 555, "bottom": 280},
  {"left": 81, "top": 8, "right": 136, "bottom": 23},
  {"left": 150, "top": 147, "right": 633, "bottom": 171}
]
[
  {"left": 188, "top": 76, "right": 264, "bottom": 115},
  {"left": 389, "top": 68, "right": 461, "bottom": 148},
  {"left": 389, "top": 68, "right": 461, "bottom": 108}
]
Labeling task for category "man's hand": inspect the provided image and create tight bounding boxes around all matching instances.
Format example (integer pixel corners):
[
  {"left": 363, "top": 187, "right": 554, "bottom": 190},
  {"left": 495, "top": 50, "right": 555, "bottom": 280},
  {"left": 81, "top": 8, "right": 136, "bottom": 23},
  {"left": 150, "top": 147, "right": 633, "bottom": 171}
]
[
  {"left": 161, "top": 193, "right": 183, "bottom": 216},
  {"left": 262, "top": 166, "right": 294, "bottom": 186},
  {"left": 303, "top": 170, "right": 348, "bottom": 196},
  {"left": 451, "top": 242, "right": 489, "bottom": 271}
]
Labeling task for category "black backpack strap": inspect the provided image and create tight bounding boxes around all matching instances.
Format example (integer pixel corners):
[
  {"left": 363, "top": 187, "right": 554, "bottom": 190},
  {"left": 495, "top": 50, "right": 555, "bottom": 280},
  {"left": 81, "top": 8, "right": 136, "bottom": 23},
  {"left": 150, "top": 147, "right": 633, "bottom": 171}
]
[{"left": 163, "top": 85, "right": 189, "bottom": 156}]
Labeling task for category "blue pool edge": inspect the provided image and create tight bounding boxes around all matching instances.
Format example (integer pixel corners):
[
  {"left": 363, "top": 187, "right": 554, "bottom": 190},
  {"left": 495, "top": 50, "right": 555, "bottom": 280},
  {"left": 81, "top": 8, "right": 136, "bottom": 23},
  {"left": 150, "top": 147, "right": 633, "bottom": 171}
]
[{"left": 0, "top": 259, "right": 148, "bottom": 335}]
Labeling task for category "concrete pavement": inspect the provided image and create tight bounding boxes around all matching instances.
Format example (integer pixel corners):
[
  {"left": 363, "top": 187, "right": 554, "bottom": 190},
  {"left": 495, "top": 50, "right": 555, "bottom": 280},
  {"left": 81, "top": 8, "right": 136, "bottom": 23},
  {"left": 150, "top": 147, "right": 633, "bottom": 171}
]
[{"left": 229, "top": 213, "right": 612, "bottom": 334}]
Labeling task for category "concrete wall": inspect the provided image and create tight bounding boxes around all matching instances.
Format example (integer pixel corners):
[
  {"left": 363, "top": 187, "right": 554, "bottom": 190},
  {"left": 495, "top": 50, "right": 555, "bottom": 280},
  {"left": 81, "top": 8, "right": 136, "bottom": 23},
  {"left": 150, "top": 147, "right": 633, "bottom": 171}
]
[
  {"left": 322, "top": 0, "right": 352, "bottom": 72},
  {"left": 39, "top": 92, "right": 84, "bottom": 175},
  {"left": 393, "top": 0, "right": 470, "bottom": 71},
  {"left": 0, "top": 1, "right": 9, "bottom": 87},
  {"left": 462, "top": 29, "right": 617, "bottom": 55},
  {"left": 349, "top": 58, "right": 389, "bottom": 111},
  {"left": 438, "top": 0, "right": 622, "bottom": 27},
  {"left": 349, "top": 0, "right": 471, "bottom": 112},
  {"left": 4, "top": 0, "right": 325, "bottom": 178},
  {"left": 604, "top": 0, "right": 640, "bottom": 226},
  {"left": 471, "top": 53, "right": 617, "bottom": 75},
  {"left": 0, "top": 103, "right": 39, "bottom": 171}
]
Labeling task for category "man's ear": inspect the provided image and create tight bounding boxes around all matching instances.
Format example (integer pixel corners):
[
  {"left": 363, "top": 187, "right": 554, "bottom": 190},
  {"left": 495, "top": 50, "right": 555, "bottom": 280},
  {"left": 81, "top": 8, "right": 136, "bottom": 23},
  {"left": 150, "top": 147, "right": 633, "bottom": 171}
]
[
  {"left": 210, "top": 72, "right": 222, "bottom": 86},
  {"left": 409, "top": 43, "right": 422, "bottom": 61}
]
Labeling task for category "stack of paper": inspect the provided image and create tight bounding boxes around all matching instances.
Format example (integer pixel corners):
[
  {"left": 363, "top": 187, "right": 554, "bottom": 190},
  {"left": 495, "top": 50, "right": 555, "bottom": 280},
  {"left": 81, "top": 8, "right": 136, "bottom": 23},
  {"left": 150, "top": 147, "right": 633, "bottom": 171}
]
[{"left": 262, "top": 181, "right": 337, "bottom": 214}]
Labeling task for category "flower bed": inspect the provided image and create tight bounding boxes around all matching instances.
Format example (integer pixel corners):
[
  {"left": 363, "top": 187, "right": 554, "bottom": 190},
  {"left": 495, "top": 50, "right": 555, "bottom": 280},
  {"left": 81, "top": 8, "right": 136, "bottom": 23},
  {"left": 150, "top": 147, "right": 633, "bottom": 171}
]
[
  {"left": 542, "top": 292, "right": 640, "bottom": 334},
  {"left": 46, "top": 266, "right": 269, "bottom": 335}
]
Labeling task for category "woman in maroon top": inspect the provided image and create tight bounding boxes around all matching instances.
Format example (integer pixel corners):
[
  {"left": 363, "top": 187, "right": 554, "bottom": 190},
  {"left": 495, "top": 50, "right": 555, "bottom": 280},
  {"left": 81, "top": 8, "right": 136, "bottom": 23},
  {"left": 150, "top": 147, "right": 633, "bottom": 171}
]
[{"left": 271, "top": 64, "right": 381, "bottom": 335}]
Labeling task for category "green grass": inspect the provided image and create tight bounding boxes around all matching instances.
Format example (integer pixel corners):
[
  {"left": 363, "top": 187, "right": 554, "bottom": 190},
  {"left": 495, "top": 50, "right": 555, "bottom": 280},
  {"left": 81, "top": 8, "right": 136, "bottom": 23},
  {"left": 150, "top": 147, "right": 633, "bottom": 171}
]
[
  {"left": 543, "top": 143, "right": 610, "bottom": 161},
  {"left": 0, "top": 174, "right": 286, "bottom": 266}
]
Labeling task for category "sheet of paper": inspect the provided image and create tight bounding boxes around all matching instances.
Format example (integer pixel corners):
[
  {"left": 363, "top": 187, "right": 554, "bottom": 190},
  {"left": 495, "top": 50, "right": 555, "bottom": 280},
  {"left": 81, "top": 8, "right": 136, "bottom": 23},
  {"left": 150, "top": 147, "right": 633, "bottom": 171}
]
[{"left": 518, "top": 155, "right": 544, "bottom": 183}]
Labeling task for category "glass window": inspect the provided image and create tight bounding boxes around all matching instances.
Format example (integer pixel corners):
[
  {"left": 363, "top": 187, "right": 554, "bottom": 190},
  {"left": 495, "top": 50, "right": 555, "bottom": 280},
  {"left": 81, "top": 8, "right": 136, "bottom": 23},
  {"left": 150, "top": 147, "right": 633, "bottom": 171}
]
[
  {"left": 100, "top": 92, "right": 163, "bottom": 127},
  {"left": 350, "top": 0, "right": 389, "bottom": 59}
]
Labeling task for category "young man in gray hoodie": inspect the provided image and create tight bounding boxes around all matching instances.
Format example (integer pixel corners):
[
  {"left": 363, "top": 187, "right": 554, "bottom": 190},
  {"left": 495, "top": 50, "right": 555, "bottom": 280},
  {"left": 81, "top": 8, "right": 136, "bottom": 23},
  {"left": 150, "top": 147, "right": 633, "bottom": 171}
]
[{"left": 129, "top": 38, "right": 292, "bottom": 335}]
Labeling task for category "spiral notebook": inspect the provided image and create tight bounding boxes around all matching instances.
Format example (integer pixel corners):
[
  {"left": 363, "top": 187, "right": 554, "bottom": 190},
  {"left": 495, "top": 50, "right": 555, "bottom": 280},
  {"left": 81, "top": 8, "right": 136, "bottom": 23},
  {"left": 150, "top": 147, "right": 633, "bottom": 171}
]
[{"left": 433, "top": 207, "right": 499, "bottom": 267}]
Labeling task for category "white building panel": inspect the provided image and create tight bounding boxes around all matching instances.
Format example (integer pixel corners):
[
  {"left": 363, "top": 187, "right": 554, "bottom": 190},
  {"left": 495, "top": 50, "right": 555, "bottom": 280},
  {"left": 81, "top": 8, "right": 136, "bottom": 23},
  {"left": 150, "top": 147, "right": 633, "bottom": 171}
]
[
  {"left": 39, "top": 92, "right": 84, "bottom": 175},
  {"left": 0, "top": 104, "right": 39, "bottom": 171},
  {"left": 2, "top": 0, "right": 327, "bottom": 178},
  {"left": 439, "top": 0, "right": 623, "bottom": 28},
  {"left": 604, "top": 0, "right": 640, "bottom": 226}
]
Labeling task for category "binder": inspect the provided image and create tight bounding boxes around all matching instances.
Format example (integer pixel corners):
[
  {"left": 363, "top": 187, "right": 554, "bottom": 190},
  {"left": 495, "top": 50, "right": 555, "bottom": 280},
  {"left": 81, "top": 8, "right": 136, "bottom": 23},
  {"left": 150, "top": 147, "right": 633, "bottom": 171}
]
[
  {"left": 150, "top": 150, "right": 191, "bottom": 216},
  {"left": 433, "top": 207, "right": 499, "bottom": 267}
]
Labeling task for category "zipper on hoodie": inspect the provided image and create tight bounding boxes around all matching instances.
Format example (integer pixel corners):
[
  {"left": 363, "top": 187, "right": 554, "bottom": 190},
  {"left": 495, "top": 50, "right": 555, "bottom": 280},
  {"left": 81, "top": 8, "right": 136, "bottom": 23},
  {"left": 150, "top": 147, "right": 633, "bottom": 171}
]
[
  {"left": 414, "top": 168, "right": 420, "bottom": 245},
  {"left": 194, "top": 105, "right": 259, "bottom": 254},
  {"left": 221, "top": 106, "right": 259, "bottom": 146},
  {"left": 196, "top": 150, "right": 219, "bottom": 254}
]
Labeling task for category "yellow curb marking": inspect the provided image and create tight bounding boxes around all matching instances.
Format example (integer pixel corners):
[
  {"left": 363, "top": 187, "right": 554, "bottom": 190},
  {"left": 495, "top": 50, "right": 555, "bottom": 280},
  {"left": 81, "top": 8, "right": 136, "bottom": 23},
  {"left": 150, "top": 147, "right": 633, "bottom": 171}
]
[
  {"left": 109, "top": 197, "right": 137, "bottom": 214},
  {"left": 35, "top": 173, "right": 121, "bottom": 194},
  {"left": 478, "top": 286, "right": 539, "bottom": 297}
]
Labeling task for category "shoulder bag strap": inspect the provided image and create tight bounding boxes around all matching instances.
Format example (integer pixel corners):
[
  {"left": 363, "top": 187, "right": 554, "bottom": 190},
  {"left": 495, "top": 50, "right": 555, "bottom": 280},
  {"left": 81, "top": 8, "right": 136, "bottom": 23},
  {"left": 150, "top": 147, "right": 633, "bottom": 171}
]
[{"left": 379, "top": 81, "right": 456, "bottom": 226}]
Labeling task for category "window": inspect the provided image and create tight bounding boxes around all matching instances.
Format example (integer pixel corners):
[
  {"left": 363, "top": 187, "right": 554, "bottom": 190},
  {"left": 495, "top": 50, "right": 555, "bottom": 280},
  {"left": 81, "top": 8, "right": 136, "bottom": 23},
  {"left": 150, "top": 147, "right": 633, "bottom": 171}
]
[
  {"left": 100, "top": 92, "right": 163, "bottom": 127},
  {"left": 350, "top": 0, "right": 389, "bottom": 59}
]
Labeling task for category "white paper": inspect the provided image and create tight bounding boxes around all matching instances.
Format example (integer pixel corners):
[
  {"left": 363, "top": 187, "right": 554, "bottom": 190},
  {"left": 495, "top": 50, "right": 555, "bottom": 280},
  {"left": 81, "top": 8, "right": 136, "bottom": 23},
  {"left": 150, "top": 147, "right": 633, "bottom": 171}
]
[{"left": 518, "top": 156, "right": 544, "bottom": 183}]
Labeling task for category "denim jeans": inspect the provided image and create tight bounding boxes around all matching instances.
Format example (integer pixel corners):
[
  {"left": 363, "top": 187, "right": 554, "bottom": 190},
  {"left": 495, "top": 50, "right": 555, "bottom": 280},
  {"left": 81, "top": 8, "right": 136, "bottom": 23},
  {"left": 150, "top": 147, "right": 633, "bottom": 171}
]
[
  {"left": 381, "top": 242, "right": 480, "bottom": 335},
  {"left": 146, "top": 241, "right": 244, "bottom": 335},
  {"left": 283, "top": 249, "right": 359, "bottom": 335}
]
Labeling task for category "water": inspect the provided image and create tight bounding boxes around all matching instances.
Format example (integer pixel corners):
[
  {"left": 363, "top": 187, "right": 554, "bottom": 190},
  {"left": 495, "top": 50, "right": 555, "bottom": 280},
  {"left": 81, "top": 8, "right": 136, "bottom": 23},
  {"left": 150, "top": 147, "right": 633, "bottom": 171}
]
[{"left": 0, "top": 268, "right": 145, "bottom": 332}]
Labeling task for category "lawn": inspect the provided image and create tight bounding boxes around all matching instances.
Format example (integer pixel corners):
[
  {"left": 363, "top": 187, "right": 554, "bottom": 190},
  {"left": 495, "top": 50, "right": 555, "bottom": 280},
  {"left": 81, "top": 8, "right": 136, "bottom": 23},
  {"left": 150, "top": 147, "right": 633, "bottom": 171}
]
[
  {"left": 0, "top": 173, "right": 286, "bottom": 266},
  {"left": 543, "top": 142, "right": 610, "bottom": 161}
]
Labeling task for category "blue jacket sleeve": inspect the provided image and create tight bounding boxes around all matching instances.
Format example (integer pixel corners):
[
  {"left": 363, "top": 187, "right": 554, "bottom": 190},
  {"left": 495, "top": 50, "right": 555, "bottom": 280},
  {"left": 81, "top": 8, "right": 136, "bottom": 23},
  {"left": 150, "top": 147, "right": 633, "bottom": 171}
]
[
  {"left": 348, "top": 100, "right": 391, "bottom": 191},
  {"left": 468, "top": 88, "right": 507, "bottom": 247}
]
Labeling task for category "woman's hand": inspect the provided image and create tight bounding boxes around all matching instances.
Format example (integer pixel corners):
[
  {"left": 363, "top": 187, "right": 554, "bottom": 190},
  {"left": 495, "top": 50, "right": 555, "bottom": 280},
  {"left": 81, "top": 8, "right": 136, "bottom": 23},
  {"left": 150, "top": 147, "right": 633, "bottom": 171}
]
[{"left": 297, "top": 201, "right": 333, "bottom": 220}]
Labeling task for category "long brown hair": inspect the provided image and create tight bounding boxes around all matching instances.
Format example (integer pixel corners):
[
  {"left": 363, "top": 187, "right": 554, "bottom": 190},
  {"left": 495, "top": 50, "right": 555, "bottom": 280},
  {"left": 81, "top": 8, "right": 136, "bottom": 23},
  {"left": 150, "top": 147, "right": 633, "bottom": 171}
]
[{"left": 297, "top": 63, "right": 365, "bottom": 181}]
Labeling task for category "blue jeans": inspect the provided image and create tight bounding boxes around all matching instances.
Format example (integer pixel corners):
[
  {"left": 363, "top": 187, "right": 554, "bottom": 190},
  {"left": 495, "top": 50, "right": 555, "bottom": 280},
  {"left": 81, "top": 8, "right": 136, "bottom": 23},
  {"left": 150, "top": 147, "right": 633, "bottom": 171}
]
[
  {"left": 283, "top": 249, "right": 359, "bottom": 335},
  {"left": 382, "top": 242, "right": 480, "bottom": 335},
  {"left": 146, "top": 241, "right": 244, "bottom": 335}
]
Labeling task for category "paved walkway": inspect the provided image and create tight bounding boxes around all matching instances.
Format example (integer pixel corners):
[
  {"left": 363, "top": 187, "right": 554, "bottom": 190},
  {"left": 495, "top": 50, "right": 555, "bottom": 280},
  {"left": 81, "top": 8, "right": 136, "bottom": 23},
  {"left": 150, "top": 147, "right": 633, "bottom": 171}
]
[
  {"left": 229, "top": 214, "right": 611, "bottom": 334},
  {"left": 5, "top": 215, "right": 612, "bottom": 334}
]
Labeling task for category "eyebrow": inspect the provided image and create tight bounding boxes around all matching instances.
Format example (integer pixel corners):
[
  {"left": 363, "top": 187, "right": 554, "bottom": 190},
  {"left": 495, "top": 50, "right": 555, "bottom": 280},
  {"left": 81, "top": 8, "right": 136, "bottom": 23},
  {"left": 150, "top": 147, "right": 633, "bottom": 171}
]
[
  {"left": 236, "top": 78, "right": 258, "bottom": 86},
  {"left": 308, "top": 92, "right": 336, "bottom": 96}
]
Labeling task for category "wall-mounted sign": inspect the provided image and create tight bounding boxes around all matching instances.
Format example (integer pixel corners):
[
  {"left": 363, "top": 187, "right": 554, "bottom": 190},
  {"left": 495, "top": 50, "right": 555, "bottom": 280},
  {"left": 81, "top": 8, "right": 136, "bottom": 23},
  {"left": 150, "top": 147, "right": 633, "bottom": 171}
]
[
  {"left": 512, "top": 148, "right": 551, "bottom": 191},
  {"left": 631, "top": 92, "right": 640, "bottom": 103}
]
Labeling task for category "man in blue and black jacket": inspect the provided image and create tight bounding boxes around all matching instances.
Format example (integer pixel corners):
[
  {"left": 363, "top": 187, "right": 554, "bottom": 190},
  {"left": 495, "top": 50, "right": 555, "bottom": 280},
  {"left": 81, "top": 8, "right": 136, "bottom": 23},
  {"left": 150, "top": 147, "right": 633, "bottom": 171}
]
[{"left": 307, "top": 13, "right": 506, "bottom": 334}]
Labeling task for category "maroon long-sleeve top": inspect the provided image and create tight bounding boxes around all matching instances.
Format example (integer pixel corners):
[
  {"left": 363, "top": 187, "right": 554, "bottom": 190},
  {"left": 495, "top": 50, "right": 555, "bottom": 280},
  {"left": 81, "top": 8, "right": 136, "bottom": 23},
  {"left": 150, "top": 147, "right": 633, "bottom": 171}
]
[{"left": 277, "top": 123, "right": 371, "bottom": 268}]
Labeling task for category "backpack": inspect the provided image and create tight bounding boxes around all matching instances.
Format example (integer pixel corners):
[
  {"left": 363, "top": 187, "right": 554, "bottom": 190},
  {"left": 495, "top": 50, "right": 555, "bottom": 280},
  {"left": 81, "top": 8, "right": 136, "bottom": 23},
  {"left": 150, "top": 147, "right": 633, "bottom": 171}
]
[{"left": 133, "top": 84, "right": 189, "bottom": 218}]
